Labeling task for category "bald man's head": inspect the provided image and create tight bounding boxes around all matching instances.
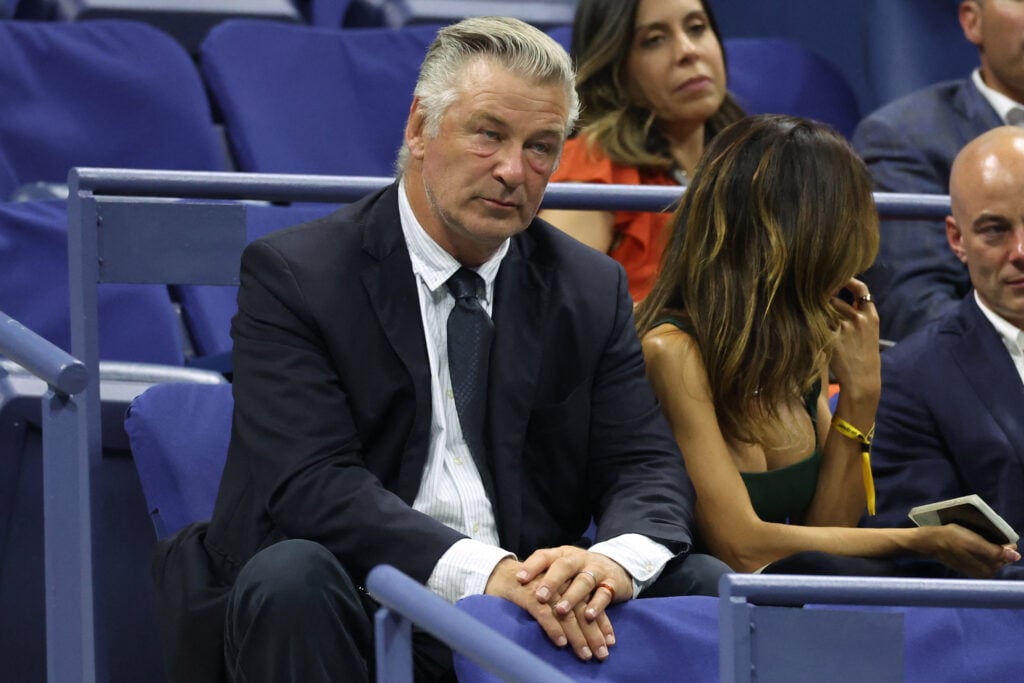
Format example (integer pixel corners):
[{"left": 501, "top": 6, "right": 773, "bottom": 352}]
[{"left": 946, "top": 125, "right": 1024, "bottom": 330}]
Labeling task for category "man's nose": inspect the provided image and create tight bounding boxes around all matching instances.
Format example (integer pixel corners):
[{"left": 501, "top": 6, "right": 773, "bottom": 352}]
[{"left": 494, "top": 147, "right": 525, "bottom": 186}]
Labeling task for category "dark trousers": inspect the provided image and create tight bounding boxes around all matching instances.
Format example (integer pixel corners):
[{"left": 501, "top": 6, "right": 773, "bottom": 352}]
[{"left": 224, "top": 541, "right": 730, "bottom": 683}]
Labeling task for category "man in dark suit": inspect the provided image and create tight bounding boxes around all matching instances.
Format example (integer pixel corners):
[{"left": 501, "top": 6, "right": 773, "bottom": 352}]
[
  {"left": 152, "top": 16, "right": 711, "bottom": 683},
  {"left": 852, "top": 0, "right": 1024, "bottom": 341},
  {"left": 867, "top": 126, "right": 1024, "bottom": 575}
]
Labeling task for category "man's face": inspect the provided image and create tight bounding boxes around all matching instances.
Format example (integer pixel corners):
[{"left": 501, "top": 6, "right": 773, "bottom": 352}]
[
  {"left": 404, "top": 58, "right": 569, "bottom": 266},
  {"left": 962, "top": 0, "right": 1024, "bottom": 103},
  {"left": 947, "top": 135, "right": 1024, "bottom": 329}
]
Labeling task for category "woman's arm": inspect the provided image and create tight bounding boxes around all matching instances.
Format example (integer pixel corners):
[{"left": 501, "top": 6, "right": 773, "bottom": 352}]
[
  {"left": 805, "top": 278, "right": 881, "bottom": 527},
  {"left": 538, "top": 208, "right": 616, "bottom": 254},
  {"left": 641, "top": 325, "right": 1016, "bottom": 576}
]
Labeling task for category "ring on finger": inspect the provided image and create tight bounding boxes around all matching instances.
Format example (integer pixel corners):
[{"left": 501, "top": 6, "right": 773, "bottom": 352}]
[
  {"left": 596, "top": 581, "right": 616, "bottom": 603},
  {"left": 857, "top": 293, "right": 873, "bottom": 304},
  {"left": 579, "top": 569, "right": 598, "bottom": 586}
]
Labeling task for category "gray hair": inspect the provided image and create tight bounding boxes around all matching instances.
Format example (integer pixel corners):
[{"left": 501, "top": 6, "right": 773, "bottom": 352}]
[{"left": 395, "top": 16, "right": 579, "bottom": 175}]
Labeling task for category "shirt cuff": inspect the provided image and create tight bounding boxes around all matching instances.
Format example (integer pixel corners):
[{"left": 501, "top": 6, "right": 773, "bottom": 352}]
[
  {"left": 426, "top": 538, "right": 516, "bottom": 603},
  {"left": 589, "top": 533, "right": 674, "bottom": 599}
]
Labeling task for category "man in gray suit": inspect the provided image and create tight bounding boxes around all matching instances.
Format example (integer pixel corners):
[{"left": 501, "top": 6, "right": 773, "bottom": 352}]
[
  {"left": 853, "top": 0, "right": 1024, "bottom": 341},
  {"left": 867, "top": 126, "right": 1024, "bottom": 579}
]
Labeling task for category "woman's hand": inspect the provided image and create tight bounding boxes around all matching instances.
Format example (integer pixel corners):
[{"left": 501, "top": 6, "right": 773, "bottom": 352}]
[
  {"left": 915, "top": 524, "right": 1020, "bottom": 578},
  {"left": 829, "top": 277, "right": 881, "bottom": 411}
]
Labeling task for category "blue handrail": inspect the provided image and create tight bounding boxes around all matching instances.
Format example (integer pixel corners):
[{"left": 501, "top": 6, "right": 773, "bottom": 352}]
[
  {"left": 366, "top": 564, "right": 575, "bottom": 683},
  {"left": 69, "top": 167, "right": 951, "bottom": 220}
]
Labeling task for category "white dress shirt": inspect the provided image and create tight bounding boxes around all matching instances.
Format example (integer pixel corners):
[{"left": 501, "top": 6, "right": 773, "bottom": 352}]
[
  {"left": 972, "top": 68, "right": 1024, "bottom": 126},
  {"left": 974, "top": 292, "right": 1024, "bottom": 385},
  {"left": 397, "top": 180, "right": 673, "bottom": 603}
]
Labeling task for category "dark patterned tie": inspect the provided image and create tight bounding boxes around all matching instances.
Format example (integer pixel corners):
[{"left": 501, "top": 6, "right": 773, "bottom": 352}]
[{"left": 446, "top": 268, "right": 494, "bottom": 460}]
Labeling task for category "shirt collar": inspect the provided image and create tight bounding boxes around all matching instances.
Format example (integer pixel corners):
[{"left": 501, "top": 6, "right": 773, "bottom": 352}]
[
  {"left": 971, "top": 68, "right": 1024, "bottom": 124},
  {"left": 397, "top": 178, "right": 509, "bottom": 303},
  {"left": 974, "top": 290, "right": 1024, "bottom": 356}
]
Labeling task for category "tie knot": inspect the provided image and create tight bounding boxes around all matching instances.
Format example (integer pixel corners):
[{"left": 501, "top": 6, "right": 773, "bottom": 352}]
[
  {"left": 1008, "top": 107, "right": 1024, "bottom": 127},
  {"left": 446, "top": 267, "right": 484, "bottom": 301}
]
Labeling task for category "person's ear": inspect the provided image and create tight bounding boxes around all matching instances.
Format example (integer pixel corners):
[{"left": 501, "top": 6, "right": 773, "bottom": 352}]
[
  {"left": 960, "top": 1, "right": 983, "bottom": 48},
  {"left": 946, "top": 215, "right": 969, "bottom": 264},
  {"left": 405, "top": 97, "right": 428, "bottom": 161}
]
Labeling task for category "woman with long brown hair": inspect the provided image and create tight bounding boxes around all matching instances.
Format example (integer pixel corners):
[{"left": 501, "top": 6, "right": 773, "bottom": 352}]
[{"left": 637, "top": 114, "right": 1019, "bottom": 577}]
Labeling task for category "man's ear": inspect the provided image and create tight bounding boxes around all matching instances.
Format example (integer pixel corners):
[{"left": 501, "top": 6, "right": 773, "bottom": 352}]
[
  {"left": 946, "top": 215, "right": 969, "bottom": 264},
  {"left": 960, "top": 1, "right": 983, "bottom": 48},
  {"left": 405, "top": 97, "right": 428, "bottom": 161}
]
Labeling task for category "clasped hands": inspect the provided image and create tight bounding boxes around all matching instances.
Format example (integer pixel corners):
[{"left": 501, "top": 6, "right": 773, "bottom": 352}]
[{"left": 484, "top": 545, "right": 632, "bottom": 662}]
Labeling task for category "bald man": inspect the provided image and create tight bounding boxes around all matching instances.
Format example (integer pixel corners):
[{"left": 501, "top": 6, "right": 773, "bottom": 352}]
[
  {"left": 865, "top": 126, "right": 1024, "bottom": 577},
  {"left": 853, "top": 0, "right": 1024, "bottom": 341}
]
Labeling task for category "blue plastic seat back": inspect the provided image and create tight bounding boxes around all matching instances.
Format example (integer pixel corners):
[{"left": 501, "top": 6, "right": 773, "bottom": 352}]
[
  {"left": 200, "top": 20, "right": 440, "bottom": 176},
  {"left": 724, "top": 37, "right": 861, "bottom": 139},
  {"left": 0, "top": 199, "right": 185, "bottom": 364},
  {"left": 175, "top": 202, "right": 340, "bottom": 361},
  {"left": 0, "top": 19, "right": 224, "bottom": 200},
  {"left": 124, "top": 382, "right": 234, "bottom": 538},
  {"left": 863, "top": 0, "right": 977, "bottom": 110}
]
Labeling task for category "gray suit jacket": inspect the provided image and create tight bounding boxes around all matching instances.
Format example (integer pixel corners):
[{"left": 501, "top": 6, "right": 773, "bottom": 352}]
[
  {"left": 852, "top": 77, "right": 1002, "bottom": 341},
  {"left": 869, "top": 296, "right": 1024, "bottom": 541}
]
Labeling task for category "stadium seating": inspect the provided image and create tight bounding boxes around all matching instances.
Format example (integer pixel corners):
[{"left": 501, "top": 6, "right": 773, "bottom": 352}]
[
  {"left": 725, "top": 37, "right": 860, "bottom": 139},
  {"left": 54, "top": 0, "right": 302, "bottom": 55},
  {"left": 200, "top": 20, "right": 439, "bottom": 177},
  {"left": 0, "top": 19, "right": 224, "bottom": 201}
]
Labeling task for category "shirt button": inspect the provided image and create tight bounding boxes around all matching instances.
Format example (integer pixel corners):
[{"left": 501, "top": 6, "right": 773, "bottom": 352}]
[
  {"left": 446, "top": 389, "right": 454, "bottom": 399},
  {"left": 472, "top": 523, "right": 480, "bottom": 533},
  {"left": 453, "top": 457, "right": 463, "bottom": 466},
  {"left": 646, "top": 564, "right": 654, "bottom": 572}
]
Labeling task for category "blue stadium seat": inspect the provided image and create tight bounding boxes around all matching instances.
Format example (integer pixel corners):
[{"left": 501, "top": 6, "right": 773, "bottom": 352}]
[
  {"left": 200, "top": 20, "right": 440, "bottom": 176},
  {"left": 54, "top": 0, "right": 302, "bottom": 55},
  {"left": 0, "top": 19, "right": 225, "bottom": 201},
  {"left": 372, "top": 0, "right": 576, "bottom": 28},
  {"left": 725, "top": 37, "right": 861, "bottom": 139},
  {"left": 125, "top": 382, "right": 233, "bottom": 538},
  {"left": 863, "top": 0, "right": 977, "bottom": 110},
  {"left": 0, "top": 199, "right": 185, "bottom": 364}
]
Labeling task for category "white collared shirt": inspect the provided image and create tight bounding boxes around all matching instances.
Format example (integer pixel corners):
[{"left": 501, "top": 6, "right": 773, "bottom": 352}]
[
  {"left": 397, "top": 180, "right": 672, "bottom": 603},
  {"left": 974, "top": 291, "right": 1024, "bottom": 384},
  {"left": 971, "top": 69, "right": 1024, "bottom": 125}
]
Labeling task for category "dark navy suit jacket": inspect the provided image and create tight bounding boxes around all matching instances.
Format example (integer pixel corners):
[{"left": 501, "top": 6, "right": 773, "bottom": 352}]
[
  {"left": 152, "top": 182, "right": 696, "bottom": 682},
  {"left": 852, "top": 77, "right": 1002, "bottom": 341},
  {"left": 869, "top": 296, "right": 1024, "bottom": 544}
]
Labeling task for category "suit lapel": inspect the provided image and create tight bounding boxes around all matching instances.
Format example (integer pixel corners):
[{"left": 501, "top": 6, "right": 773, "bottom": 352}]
[
  {"left": 948, "top": 297, "right": 1024, "bottom": 473},
  {"left": 486, "top": 228, "right": 552, "bottom": 549},
  {"left": 358, "top": 184, "right": 434, "bottom": 502},
  {"left": 955, "top": 78, "right": 1004, "bottom": 138}
]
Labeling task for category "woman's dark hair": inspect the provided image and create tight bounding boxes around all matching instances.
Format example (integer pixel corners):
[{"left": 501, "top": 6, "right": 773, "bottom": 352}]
[
  {"left": 636, "top": 114, "right": 880, "bottom": 446},
  {"left": 570, "top": 0, "right": 745, "bottom": 173}
]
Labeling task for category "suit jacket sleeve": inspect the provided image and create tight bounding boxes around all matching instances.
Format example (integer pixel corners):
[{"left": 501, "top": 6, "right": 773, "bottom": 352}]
[{"left": 852, "top": 111, "right": 966, "bottom": 340}]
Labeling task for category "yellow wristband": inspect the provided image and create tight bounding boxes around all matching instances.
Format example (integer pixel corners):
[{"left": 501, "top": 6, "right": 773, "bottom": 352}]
[
  {"left": 831, "top": 416, "right": 874, "bottom": 445},
  {"left": 832, "top": 417, "right": 876, "bottom": 516}
]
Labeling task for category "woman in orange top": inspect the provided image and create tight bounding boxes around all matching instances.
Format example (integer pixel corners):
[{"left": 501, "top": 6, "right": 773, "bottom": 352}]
[{"left": 541, "top": 0, "right": 745, "bottom": 301}]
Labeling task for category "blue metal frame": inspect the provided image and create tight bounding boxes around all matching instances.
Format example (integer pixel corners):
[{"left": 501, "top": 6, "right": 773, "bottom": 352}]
[
  {"left": 720, "top": 573, "right": 1024, "bottom": 683},
  {"left": 367, "top": 564, "right": 575, "bottom": 683},
  {"left": 0, "top": 310, "right": 93, "bottom": 682},
  {"left": 57, "top": 166, "right": 958, "bottom": 683}
]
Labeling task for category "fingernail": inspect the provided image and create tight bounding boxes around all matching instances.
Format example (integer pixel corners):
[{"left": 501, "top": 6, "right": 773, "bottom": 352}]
[
  {"left": 585, "top": 608, "right": 596, "bottom": 620},
  {"left": 1007, "top": 549, "right": 1021, "bottom": 562},
  {"left": 556, "top": 600, "right": 570, "bottom": 613},
  {"left": 596, "top": 645, "right": 608, "bottom": 659},
  {"left": 556, "top": 635, "right": 567, "bottom": 647},
  {"left": 580, "top": 647, "right": 592, "bottom": 660},
  {"left": 536, "top": 586, "right": 549, "bottom": 600},
  {"left": 605, "top": 634, "right": 616, "bottom": 646},
  {"left": 516, "top": 570, "right": 528, "bottom": 581}
]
